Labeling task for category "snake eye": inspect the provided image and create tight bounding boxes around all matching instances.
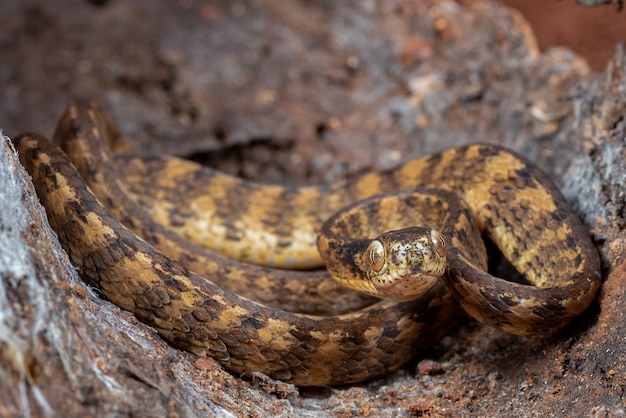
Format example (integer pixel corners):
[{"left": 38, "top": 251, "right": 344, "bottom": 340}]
[
  {"left": 430, "top": 230, "right": 446, "bottom": 258},
  {"left": 367, "top": 240, "right": 386, "bottom": 272}
]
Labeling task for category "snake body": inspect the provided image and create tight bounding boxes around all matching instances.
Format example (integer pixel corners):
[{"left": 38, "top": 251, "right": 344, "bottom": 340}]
[
  {"left": 15, "top": 102, "right": 602, "bottom": 386},
  {"left": 49, "top": 104, "right": 374, "bottom": 317},
  {"left": 17, "top": 133, "right": 459, "bottom": 387},
  {"left": 105, "top": 107, "right": 602, "bottom": 335}
]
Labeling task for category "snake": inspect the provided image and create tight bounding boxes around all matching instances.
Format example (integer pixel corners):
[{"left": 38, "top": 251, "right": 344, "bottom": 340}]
[
  {"left": 15, "top": 102, "right": 602, "bottom": 386},
  {"left": 48, "top": 104, "right": 374, "bottom": 316}
]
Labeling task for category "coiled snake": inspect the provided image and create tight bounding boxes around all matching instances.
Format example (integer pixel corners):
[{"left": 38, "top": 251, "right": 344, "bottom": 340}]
[{"left": 15, "top": 102, "right": 601, "bottom": 386}]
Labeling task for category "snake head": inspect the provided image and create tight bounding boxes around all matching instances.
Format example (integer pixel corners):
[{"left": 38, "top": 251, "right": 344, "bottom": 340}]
[{"left": 361, "top": 227, "right": 447, "bottom": 301}]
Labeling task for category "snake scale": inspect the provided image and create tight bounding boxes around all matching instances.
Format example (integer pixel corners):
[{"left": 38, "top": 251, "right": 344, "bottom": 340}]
[{"left": 15, "top": 102, "right": 601, "bottom": 386}]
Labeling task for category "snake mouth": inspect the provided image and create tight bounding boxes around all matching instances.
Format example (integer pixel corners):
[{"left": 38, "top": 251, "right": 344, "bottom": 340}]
[
  {"left": 382, "top": 271, "right": 440, "bottom": 301},
  {"left": 408, "top": 265, "right": 426, "bottom": 277}
]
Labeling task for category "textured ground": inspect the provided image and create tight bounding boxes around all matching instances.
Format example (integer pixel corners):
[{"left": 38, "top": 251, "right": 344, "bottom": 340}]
[{"left": 1, "top": 1, "right": 626, "bottom": 417}]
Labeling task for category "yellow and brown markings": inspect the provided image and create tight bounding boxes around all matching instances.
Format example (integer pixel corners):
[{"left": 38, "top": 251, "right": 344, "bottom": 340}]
[
  {"left": 50, "top": 104, "right": 374, "bottom": 317},
  {"left": 317, "top": 189, "right": 486, "bottom": 302},
  {"left": 76, "top": 103, "right": 602, "bottom": 332},
  {"left": 113, "top": 131, "right": 601, "bottom": 334},
  {"left": 16, "top": 101, "right": 603, "bottom": 386},
  {"left": 16, "top": 133, "right": 460, "bottom": 386}
]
